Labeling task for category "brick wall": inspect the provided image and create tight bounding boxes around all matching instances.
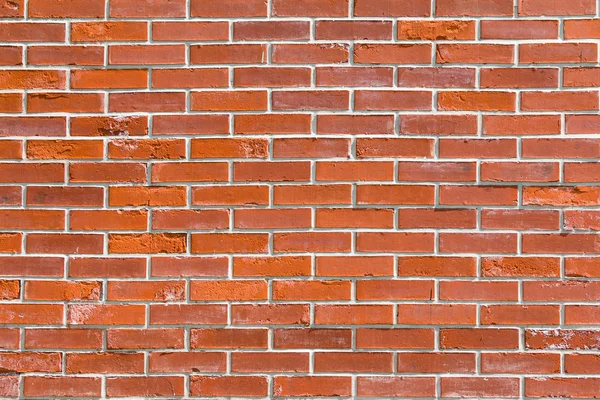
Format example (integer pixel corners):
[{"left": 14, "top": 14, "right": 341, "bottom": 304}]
[{"left": 1, "top": 0, "right": 600, "bottom": 397}]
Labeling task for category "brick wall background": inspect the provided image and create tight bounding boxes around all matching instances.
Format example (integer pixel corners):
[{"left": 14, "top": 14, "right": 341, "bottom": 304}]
[{"left": 1, "top": 0, "right": 600, "bottom": 397}]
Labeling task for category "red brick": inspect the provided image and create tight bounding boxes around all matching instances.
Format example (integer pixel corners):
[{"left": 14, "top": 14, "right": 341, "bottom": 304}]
[
  {"left": 440, "top": 185, "right": 518, "bottom": 205},
  {"left": 317, "top": 208, "right": 394, "bottom": 228},
  {"left": 0, "top": 23, "right": 65, "bottom": 42},
  {"left": 153, "top": 115, "right": 229, "bottom": 135},
  {"left": 71, "top": 116, "right": 148, "bottom": 137},
  {"left": 438, "top": 91, "right": 515, "bottom": 111},
  {"left": 152, "top": 162, "right": 227, "bottom": 183},
  {"left": 317, "top": 256, "right": 394, "bottom": 277},
  {"left": 25, "top": 280, "right": 100, "bottom": 301},
  {"left": 24, "top": 377, "right": 101, "bottom": 398},
  {"left": 273, "top": 0, "right": 348, "bottom": 16},
  {"left": 0, "top": 46, "right": 23, "bottom": 66},
  {"left": 71, "top": 22, "right": 148, "bottom": 42},
  {"left": 482, "top": 353, "right": 560, "bottom": 373},
  {"left": 273, "top": 90, "right": 349, "bottom": 111},
  {"left": 71, "top": 69, "right": 147, "bottom": 89},
  {"left": 28, "top": 46, "right": 104, "bottom": 66},
  {"left": 565, "top": 20, "right": 600, "bottom": 39},
  {"left": 318, "top": 115, "right": 395, "bottom": 134},
  {"left": 481, "top": 20, "right": 558, "bottom": 39},
  {"left": 191, "top": 328, "right": 267, "bottom": 349},
  {"left": 399, "top": 20, "right": 475, "bottom": 40},
  {"left": 520, "top": 43, "right": 598, "bottom": 64},
  {"left": 68, "top": 304, "right": 145, "bottom": 325},
  {"left": 519, "top": 0, "right": 595, "bottom": 15},
  {"left": 274, "top": 44, "right": 349, "bottom": 64},
  {"left": 317, "top": 161, "right": 395, "bottom": 181},
  {"left": 191, "top": 376, "right": 268, "bottom": 397},
  {"left": 235, "top": 161, "right": 310, "bottom": 182},
  {"left": 526, "top": 378, "right": 600, "bottom": 398},
  {"left": 110, "top": 92, "right": 186, "bottom": 112},
  {"left": 439, "top": 138, "right": 516, "bottom": 158},
  {"left": 152, "top": 256, "right": 227, "bottom": 277},
  {"left": 193, "top": 185, "right": 269, "bottom": 206},
  {"left": 401, "top": 115, "right": 478, "bottom": 135},
  {"left": 521, "top": 91, "right": 598, "bottom": 111},
  {"left": 356, "top": 328, "right": 434, "bottom": 349},
  {"left": 351, "top": 231, "right": 433, "bottom": 253},
  {"left": 191, "top": 44, "right": 267, "bottom": 64},
  {"left": 398, "top": 67, "right": 476, "bottom": 88},
  {"left": 315, "top": 352, "right": 393, "bottom": 373},
  {"left": 481, "top": 68, "right": 558, "bottom": 88},
  {"left": 108, "top": 328, "right": 184, "bottom": 349},
  {"left": 482, "top": 209, "right": 560, "bottom": 230},
  {"left": 67, "top": 353, "right": 144, "bottom": 373},
  {"left": 27, "top": 233, "right": 103, "bottom": 254},
  {"left": 275, "top": 232, "right": 351, "bottom": 253},
  {"left": 481, "top": 305, "right": 560, "bottom": 325},
  {"left": 232, "top": 304, "right": 309, "bottom": 325},
  {"left": 275, "top": 184, "right": 352, "bottom": 205},
  {"left": 149, "top": 352, "right": 225, "bottom": 372},
  {"left": 29, "top": 0, "right": 104, "bottom": 17},
  {"left": 354, "top": 0, "right": 430, "bottom": 16},
  {"left": 0, "top": 0, "right": 23, "bottom": 17},
  {"left": 357, "top": 280, "right": 434, "bottom": 300},
  {"left": 437, "top": 44, "right": 514, "bottom": 64},
  {"left": 110, "top": 0, "right": 186, "bottom": 17},
  {"left": 190, "top": 280, "right": 267, "bottom": 301},
  {"left": 440, "top": 281, "right": 518, "bottom": 301},
  {"left": 232, "top": 352, "right": 309, "bottom": 372},
  {"left": 234, "top": 256, "right": 311, "bottom": 277},
  {"left": 106, "top": 377, "right": 184, "bottom": 397},
  {"left": 274, "top": 328, "right": 352, "bottom": 349},
  {"left": 235, "top": 67, "right": 311, "bottom": 87},
  {"left": 109, "top": 45, "right": 185, "bottom": 65},
  {"left": 235, "top": 114, "right": 311, "bottom": 134},
  {"left": 274, "top": 376, "right": 352, "bottom": 397},
  {"left": 150, "top": 304, "right": 227, "bottom": 325},
  {"left": 566, "top": 258, "right": 600, "bottom": 277},
  {"left": 398, "top": 256, "right": 477, "bottom": 277},
  {"left": 318, "top": 66, "right": 393, "bottom": 87},
  {"left": 317, "top": 21, "right": 392, "bottom": 40},
  {"left": 398, "top": 352, "right": 476, "bottom": 373},
  {"left": 28, "top": 93, "right": 104, "bottom": 113},
  {"left": 70, "top": 257, "right": 145, "bottom": 278},
  {"left": 436, "top": 0, "right": 512, "bottom": 15},
  {"left": 315, "top": 305, "right": 393, "bottom": 325},
  {"left": 441, "top": 377, "right": 520, "bottom": 398},
  {"left": 357, "top": 377, "right": 436, "bottom": 397},
  {"left": 192, "top": 233, "right": 268, "bottom": 254},
  {"left": 273, "top": 138, "right": 349, "bottom": 158},
  {"left": 0, "top": 304, "right": 63, "bottom": 324},
  {"left": 441, "top": 328, "right": 520, "bottom": 349},
  {"left": 234, "top": 21, "right": 309, "bottom": 40},
  {"left": 191, "top": 0, "right": 267, "bottom": 17},
  {"left": 440, "top": 233, "right": 518, "bottom": 253},
  {"left": 153, "top": 22, "right": 228, "bottom": 41},
  {"left": 109, "top": 233, "right": 186, "bottom": 254},
  {"left": 357, "top": 185, "right": 435, "bottom": 205},
  {"left": 0, "top": 70, "right": 65, "bottom": 89},
  {"left": 25, "top": 329, "right": 102, "bottom": 349},
  {"left": 354, "top": 44, "right": 431, "bottom": 64},
  {"left": 355, "top": 90, "right": 431, "bottom": 111}
]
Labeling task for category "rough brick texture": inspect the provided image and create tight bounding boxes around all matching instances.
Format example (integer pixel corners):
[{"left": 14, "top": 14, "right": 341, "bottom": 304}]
[{"left": 0, "top": 0, "right": 599, "bottom": 398}]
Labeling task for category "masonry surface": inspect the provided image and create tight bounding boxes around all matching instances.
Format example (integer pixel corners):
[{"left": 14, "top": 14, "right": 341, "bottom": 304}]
[{"left": 1, "top": 0, "right": 600, "bottom": 398}]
